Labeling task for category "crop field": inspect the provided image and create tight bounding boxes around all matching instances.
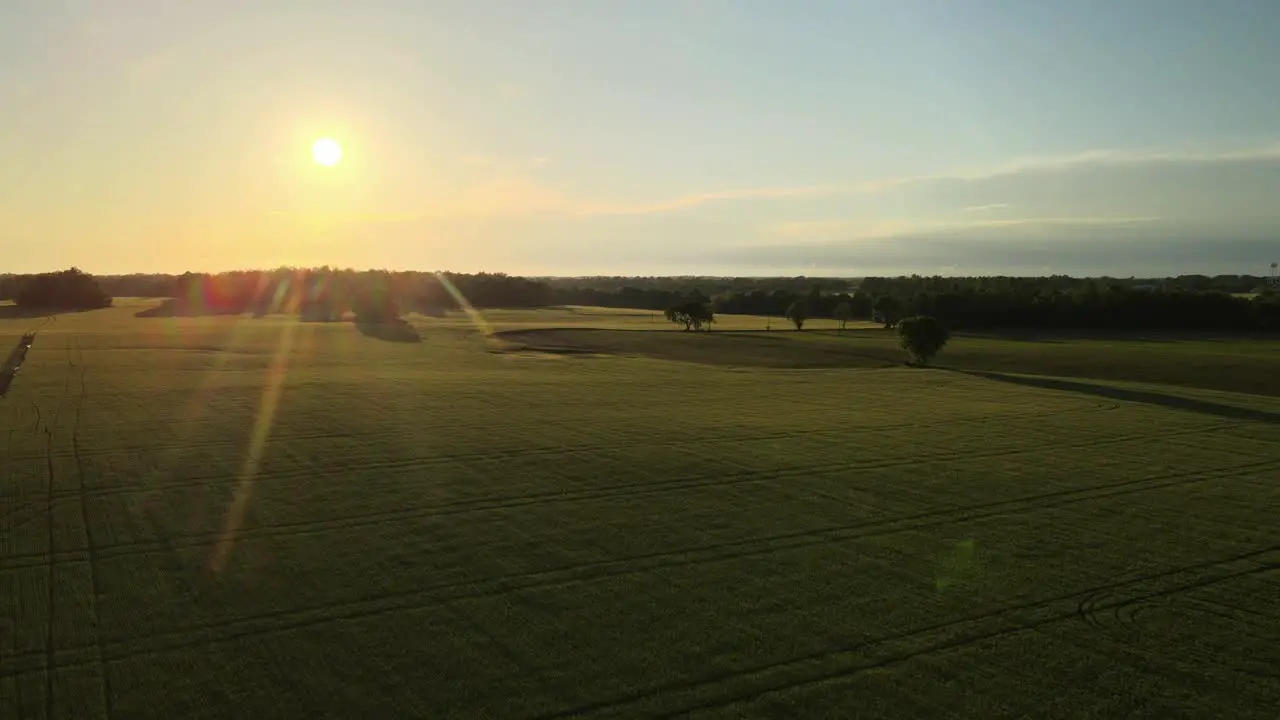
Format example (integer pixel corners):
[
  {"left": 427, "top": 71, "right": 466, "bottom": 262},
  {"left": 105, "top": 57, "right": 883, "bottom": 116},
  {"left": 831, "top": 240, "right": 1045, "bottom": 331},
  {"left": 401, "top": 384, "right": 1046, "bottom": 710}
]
[{"left": 2, "top": 300, "right": 1279, "bottom": 718}]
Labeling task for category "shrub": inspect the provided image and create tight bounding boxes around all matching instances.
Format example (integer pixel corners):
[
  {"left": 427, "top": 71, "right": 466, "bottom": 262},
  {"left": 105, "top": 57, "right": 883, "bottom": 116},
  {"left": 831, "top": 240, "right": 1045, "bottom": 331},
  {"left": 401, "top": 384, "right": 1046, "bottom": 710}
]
[
  {"left": 897, "top": 315, "right": 951, "bottom": 366},
  {"left": 785, "top": 300, "right": 808, "bottom": 330}
]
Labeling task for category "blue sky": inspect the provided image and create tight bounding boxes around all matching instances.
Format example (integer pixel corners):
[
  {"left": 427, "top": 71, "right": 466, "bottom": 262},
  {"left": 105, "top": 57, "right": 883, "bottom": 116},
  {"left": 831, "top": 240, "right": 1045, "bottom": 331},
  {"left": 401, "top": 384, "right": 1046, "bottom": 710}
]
[{"left": 3, "top": 0, "right": 1279, "bottom": 276}]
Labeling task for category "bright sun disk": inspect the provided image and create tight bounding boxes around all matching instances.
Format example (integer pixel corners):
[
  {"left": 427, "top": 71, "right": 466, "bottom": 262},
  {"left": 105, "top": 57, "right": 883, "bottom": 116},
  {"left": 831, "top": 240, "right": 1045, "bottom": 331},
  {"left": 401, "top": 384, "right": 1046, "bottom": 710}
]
[{"left": 311, "top": 138, "right": 343, "bottom": 167}]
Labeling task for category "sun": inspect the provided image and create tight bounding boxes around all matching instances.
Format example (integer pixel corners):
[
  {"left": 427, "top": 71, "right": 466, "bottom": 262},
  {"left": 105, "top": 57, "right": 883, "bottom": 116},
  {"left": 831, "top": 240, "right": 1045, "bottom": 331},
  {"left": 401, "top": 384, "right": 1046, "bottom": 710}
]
[{"left": 311, "top": 138, "right": 343, "bottom": 167}]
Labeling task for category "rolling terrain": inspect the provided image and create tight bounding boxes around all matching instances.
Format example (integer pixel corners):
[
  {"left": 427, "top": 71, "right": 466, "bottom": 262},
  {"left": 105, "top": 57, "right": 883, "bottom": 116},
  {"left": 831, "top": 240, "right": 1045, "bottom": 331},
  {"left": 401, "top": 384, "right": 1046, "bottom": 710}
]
[{"left": 2, "top": 301, "right": 1278, "bottom": 718}]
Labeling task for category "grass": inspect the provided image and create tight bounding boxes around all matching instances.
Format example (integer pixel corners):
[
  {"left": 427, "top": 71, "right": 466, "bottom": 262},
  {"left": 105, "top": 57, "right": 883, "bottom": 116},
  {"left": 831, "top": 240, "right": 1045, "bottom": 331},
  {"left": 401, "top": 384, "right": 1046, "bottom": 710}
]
[
  {"left": 2, "top": 300, "right": 1279, "bottom": 718},
  {"left": 500, "top": 310, "right": 1280, "bottom": 397}
]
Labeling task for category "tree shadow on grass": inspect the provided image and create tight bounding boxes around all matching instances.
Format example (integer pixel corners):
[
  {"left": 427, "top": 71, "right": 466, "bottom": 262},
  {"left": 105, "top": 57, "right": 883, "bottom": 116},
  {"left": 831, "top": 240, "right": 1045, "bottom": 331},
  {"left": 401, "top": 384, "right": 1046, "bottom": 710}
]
[
  {"left": 0, "top": 305, "right": 101, "bottom": 320},
  {"left": 951, "top": 369, "right": 1280, "bottom": 424},
  {"left": 494, "top": 327, "right": 903, "bottom": 368},
  {"left": 356, "top": 319, "right": 421, "bottom": 343},
  {"left": 134, "top": 299, "right": 246, "bottom": 318}
]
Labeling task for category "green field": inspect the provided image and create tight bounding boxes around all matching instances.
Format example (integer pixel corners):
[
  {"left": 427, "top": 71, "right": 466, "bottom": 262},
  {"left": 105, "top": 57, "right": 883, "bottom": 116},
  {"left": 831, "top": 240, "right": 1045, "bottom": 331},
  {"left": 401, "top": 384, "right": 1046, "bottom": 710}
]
[{"left": 3, "top": 300, "right": 1279, "bottom": 718}]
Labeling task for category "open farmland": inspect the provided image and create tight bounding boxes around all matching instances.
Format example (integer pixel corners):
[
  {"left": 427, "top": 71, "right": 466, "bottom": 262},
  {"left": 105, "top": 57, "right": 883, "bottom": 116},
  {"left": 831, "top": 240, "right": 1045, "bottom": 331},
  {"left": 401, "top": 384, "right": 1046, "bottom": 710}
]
[{"left": 2, "top": 301, "right": 1279, "bottom": 718}]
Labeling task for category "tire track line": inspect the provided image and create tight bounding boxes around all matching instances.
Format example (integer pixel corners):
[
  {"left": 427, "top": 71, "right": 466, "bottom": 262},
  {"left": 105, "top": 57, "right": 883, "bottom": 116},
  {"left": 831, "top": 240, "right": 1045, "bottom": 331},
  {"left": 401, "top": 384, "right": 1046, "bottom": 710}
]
[
  {"left": 542, "top": 561, "right": 1280, "bottom": 720},
  {"left": 2, "top": 446, "right": 1274, "bottom": 574},
  {"left": 5, "top": 465, "right": 1276, "bottom": 674},
  {"left": 5, "top": 544, "right": 1276, "bottom": 689},
  {"left": 42, "top": 333, "right": 74, "bottom": 720},
  {"left": 68, "top": 336, "right": 113, "bottom": 719},
  {"left": 1, "top": 408, "right": 1247, "bottom": 523},
  {"left": 4, "top": 399, "right": 1117, "bottom": 465},
  {"left": 4, "top": 429, "right": 1271, "bottom": 573}
]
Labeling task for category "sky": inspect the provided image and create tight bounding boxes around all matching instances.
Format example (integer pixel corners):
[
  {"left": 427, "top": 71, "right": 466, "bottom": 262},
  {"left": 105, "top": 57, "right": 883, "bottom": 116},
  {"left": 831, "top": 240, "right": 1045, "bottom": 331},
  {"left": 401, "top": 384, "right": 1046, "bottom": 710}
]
[{"left": 3, "top": 0, "right": 1280, "bottom": 278}]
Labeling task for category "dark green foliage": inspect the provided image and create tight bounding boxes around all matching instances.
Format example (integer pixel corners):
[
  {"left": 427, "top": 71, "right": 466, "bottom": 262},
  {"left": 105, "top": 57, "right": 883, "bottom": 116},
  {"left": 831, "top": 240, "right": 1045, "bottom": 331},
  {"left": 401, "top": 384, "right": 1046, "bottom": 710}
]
[
  {"left": 785, "top": 300, "right": 808, "bottom": 330},
  {"left": 351, "top": 281, "right": 402, "bottom": 323},
  {"left": 6, "top": 266, "right": 1278, "bottom": 333},
  {"left": 664, "top": 301, "right": 714, "bottom": 331},
  {"left": 833, "top": 301, "right": 853, "bottom": 329},
  {"left": 897, "top": 315, "right": 951, "bottom": 365},
  {"left": 299, "top": 296, "right": 342, "bottom": 322},
  {"left": 873, "top": 295, "right": 902, "bottom": 328},
  {"left": 14, "top": 267, "right": 112, "bottom": 311}
]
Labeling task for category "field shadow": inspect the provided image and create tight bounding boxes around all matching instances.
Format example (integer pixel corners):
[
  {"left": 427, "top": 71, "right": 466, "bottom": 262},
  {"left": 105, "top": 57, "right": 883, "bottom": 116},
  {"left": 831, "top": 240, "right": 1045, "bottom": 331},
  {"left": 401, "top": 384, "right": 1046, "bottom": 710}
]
[
  {"left": 356, "top": 319, "right": 421, "bottom": 343},
  {"left": 0, "top": 305, "right": 101, "bottom": 320},
  {"left": 134, "top": 299, "right": 248, "bottom": 318},
  {"left": 953, "top": 329, "right": 1278, "bottom": 344},
  {"left": 954, "top": 369, "right": 1280, "bottom": 424},
  {"left": 953, "top": 332, "right": 1070, "bottom": 344},
  {"left": 0, "top": 306, "right": 50, "bottom": 320},
  {"left": 493, "top": 328, "right": 901, "bottom": 368}
]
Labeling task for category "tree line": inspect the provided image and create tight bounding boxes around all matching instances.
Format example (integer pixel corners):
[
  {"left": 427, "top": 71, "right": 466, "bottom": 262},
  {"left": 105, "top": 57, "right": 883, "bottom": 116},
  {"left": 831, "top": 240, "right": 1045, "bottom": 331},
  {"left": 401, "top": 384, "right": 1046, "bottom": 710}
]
[
  {"left": 3, "top": 267, "right": 1277, "bottom": 333},
  {"left": 4, "top": 268, "right": 113, "bottom": 311}
]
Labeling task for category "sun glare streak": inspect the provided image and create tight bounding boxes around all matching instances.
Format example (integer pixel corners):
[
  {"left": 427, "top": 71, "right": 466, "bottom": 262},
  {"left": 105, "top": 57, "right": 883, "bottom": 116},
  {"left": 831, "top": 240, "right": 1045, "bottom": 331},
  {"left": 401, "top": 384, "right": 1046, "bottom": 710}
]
[
  {"left": 176, "top": 270, "right": 300, "bottom": 438},
  {"left": 434, "top": 271, "right": 498, "bottom": 345},
  {"left": 210, "top": 317, "right": 297, "bottom": 575}
]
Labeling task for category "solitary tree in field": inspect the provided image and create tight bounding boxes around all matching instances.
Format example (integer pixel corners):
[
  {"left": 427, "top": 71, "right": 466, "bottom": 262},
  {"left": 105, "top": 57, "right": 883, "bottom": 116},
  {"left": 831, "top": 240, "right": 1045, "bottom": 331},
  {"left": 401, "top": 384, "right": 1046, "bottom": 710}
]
[
  {"left": 897, "top": 315, "right": 950, "bottom": 366},
  {"left": 873, "top": 295, "right": 902, "bottom": 329},
  {"left": 664, "top": 301, "right": 714, "bottom": 331},
  {"left": 833, "top": 301, "right": 853, "bottom": 330},
  {"left": 664, "top": 304, "right": 691, "bottom": 330},
  {"left": 785, "top": 300, "right": 808, "bottom": 330}
]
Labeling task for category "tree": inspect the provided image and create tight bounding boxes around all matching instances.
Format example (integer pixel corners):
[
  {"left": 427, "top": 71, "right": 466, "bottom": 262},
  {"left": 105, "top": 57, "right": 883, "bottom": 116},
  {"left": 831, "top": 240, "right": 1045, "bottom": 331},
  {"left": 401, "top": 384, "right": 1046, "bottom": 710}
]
[
  {"left": 15, "top": 268, "right": 112, "bottom": 311},
  {"left": 833, "top": 301, "right": 853, "bottom": 330},
  {"left": 873, "top": 295, "right": 902, "bottom": 328},
  {"left": 897, "top": 315, "right": 951, "bottom": 366},
  {"left": 350, "top": 283, "right": 401, "bottom": 323},
  {"left": 664, "top": 301, "right": 713, "bottom": 331},
  {"left": 785, "top": 300, "right": 808, "bottom": 330}
]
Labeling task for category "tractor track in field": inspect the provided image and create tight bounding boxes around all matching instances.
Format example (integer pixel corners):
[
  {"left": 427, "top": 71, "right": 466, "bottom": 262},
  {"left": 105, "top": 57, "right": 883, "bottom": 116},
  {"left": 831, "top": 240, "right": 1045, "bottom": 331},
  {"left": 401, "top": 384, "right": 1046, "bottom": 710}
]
[
  {"left": 5, "top": 538, "right": 1277, "bottom": 694},
  {"left": 65, "top": 335, "right": 114, "bottom": 719},
  {"left": 0, "top": 403, "right": 1148, "bottom": 528},
  {"left": 2, "top": 454, "right": 1275, "bottom": 664},
  {"left": 1, "top": 399, "right": 39, "bottom": 491},
  {"left": 1, "top": 317, "right": 49, "bottom": 718},
  {"left": 2, "top": 431, "right": 1274, "bottom": 573},
  {"left": 3, "top": 431, "right": 1276, "bottom": 570},
  {"left": 0, "top": 404, "right": 1252, "bottom": 525},
  {"left": 101, "top": 454, "right": 1280, "bottom": 563},
  {"left": 1077, "top": 588, "right": 1146, "bottom": 636},
  {"left": 41, "top": 331, "right": 75, "bottom": 720},
  {"left": 616, "top": 563, "right": 1280, "bottom": 720},
  {"left": 0, "top": 396, "right": 1123, "bottom": 466}
]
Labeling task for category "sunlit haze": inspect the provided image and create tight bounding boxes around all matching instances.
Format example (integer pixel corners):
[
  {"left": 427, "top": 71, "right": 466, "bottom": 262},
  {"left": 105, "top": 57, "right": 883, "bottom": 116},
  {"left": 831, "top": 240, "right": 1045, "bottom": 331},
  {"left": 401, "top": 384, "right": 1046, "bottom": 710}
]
[
  {"left": 5, "top": 0, "right": 1280, "bottom": 277},
  {"left": 311, "top": 138, "right": 343, "bottom": 168}
]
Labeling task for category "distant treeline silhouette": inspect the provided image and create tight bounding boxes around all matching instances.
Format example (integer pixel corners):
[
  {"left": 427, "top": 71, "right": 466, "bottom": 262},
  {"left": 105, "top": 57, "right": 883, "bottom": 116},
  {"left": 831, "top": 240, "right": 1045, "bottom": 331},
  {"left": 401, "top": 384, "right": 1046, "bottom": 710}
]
[
  {"left": 148, "top": 269, "right": 553, "bottom": 320},
  {"left": 1, "top": 268, "right": 1277, "bottom": 332},
  {"left": 550, "top": 275, "right": 1280, "bottom": 332},
  {"left": 6, "top": 268, "right": 113, "bottom": 311}
]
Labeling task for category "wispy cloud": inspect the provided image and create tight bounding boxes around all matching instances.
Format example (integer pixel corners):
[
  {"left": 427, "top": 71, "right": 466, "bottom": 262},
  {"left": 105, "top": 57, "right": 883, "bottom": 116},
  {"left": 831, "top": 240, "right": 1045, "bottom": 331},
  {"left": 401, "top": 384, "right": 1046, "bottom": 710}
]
[
  {"left": 290, "top": 141, "right": 1280, "bottom": 225},
  {"left": 594, "top": 141, "right": 1280, "bottom": 216},
  {"left": 962, "top": 143, "right": 1280, "bottom": 181},
  {"left": 763, "top": 215, "right": 1162, "bottom": 241},
  {"left": 725, "top": 226, "right": 1279, "bottom": 278},
  {"left": 768, "top": 220, "right": 857, "bottom": 238},
  {"left": 583, "top": 183, "right": 889, "bottom": 216}
]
